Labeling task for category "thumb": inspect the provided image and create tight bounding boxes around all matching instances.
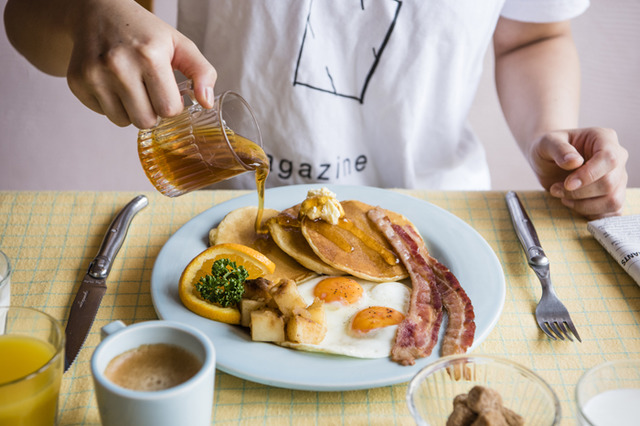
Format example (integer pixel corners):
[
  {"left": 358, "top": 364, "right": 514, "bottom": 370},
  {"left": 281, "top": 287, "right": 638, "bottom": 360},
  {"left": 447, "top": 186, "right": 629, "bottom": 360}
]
[
  {"left": 537, "top": 131, "right": 584, "bottom": 171},
  {"left": 172, "top": 35, "right": 217, "bottom": 108}
]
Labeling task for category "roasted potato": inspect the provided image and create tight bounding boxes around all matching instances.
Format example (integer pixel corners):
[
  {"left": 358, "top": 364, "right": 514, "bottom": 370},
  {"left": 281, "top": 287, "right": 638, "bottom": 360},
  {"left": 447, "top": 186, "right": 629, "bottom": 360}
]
[
  {"left": 244, "top": 277, "right": 276, "bottom": 301},
  {"left": 250, "top": 308, "right": 285, "bottom": 342},
  {"left": 269, "top": 279, "right": 307, "bottom": 317},
  {"left": 240, "top": 299, "right": 266, "bottom": 327},
  {"left": 286, "top": 314, "right": 326, "bottom": 344},
  {"left": 305, "top": 297, "right": 325, "bottom": 324}
]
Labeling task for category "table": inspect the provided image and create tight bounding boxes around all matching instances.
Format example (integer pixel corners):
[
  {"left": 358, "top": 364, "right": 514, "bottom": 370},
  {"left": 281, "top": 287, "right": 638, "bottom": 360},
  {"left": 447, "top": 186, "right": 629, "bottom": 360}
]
[{"left": 1, "top": 189, "right": 639, "bottom": 425}]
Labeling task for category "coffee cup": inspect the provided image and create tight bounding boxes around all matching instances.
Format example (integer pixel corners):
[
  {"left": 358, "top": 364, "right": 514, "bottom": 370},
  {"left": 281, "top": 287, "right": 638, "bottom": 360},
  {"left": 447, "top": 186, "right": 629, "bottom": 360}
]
[{"left": 91, "top": 320, "right": 216, "bottom": 426}]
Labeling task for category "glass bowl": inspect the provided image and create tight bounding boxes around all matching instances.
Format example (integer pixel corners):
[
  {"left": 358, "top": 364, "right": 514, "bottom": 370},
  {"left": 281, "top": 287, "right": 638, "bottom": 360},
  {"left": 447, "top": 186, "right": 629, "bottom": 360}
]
[{"left": 406, "top": 354, "right": 560, "bottom": 426}]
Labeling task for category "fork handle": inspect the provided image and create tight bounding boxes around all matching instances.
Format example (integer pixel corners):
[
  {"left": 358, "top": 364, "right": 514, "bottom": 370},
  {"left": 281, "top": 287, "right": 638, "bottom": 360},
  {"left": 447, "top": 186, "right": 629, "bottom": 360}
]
[{"left": 505, "top": 191, "right": 549, "bottom": 267}]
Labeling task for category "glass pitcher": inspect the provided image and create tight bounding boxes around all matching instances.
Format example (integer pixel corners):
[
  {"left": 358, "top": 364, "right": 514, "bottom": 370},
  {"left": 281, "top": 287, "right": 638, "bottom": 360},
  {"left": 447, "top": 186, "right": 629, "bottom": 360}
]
[{"left": 137, "top": 80, "right": 267, "bottom": 197}]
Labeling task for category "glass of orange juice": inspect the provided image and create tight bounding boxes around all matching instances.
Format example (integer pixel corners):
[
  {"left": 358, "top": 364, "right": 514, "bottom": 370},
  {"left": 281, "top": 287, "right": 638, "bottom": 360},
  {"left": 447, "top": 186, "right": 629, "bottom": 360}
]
[
  {"left": 137, "top": 80, "right": 269, "bottom": 198},
  {"left": 0, "top": 306, "right": 65, "bottom": 426}
]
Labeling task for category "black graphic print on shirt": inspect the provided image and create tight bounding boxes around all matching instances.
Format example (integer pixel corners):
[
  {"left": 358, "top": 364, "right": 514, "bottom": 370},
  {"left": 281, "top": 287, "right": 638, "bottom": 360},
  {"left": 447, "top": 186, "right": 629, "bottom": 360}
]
[{"left": 293, "top": 0, "right": 402, "bottom": 103}]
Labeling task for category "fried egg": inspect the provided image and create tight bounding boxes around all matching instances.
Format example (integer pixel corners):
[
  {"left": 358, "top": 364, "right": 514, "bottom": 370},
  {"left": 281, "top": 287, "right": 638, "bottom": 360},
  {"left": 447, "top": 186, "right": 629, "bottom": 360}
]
[{"left": 287, "top": 275, "right": 411, "bottom": 358}]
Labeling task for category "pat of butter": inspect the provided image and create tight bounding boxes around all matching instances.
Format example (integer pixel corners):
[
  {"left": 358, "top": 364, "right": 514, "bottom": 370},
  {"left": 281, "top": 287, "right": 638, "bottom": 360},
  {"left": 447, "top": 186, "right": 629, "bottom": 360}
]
[{"left": 299, "top": 188, "right": 344, "bottom": 225}]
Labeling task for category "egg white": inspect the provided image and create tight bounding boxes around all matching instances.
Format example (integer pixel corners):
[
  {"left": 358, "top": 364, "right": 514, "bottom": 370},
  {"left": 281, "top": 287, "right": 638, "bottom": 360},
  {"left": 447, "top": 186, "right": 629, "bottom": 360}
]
[{"left": 285, "top": 276, "right": 411, "bottom": 358}]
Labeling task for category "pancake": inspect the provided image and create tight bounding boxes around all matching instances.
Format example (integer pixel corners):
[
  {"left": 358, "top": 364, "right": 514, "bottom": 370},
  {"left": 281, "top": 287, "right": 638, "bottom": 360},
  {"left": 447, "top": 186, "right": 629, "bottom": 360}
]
[
  {"left": 267, "top": 205, "right": 345, "bottom": 276},
  {"left": 211, "top": 206, "right": 317, "bottom": 284},
  {"left": 301, "top": 200, "right": 409, "bottom": 282}
]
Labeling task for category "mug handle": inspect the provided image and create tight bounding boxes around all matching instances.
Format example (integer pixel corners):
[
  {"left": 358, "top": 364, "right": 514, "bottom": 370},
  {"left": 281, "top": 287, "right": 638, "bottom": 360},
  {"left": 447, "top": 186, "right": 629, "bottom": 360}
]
[{"left": 101, "top": 320, "right": 127, "bottom": 340}]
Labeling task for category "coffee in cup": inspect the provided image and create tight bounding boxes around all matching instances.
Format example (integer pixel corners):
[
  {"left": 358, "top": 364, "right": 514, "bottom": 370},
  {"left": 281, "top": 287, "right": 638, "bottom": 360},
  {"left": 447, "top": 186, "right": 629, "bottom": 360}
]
[
  {"left": 104, "top": 343, "right": 202, "bottom": 391},
  {"left": 92, "top": 320, "right": 215, "bottom": 426}
]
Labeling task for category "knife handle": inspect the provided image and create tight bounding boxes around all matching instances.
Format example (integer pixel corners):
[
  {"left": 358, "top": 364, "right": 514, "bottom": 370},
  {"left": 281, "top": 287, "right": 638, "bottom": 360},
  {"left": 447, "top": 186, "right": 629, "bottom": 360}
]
[
  {"left": 505, "top": 191, "right": 549, "bottom": 267},
  {"left": 88, "top": 195, "right": 149, "bottom": 279}
]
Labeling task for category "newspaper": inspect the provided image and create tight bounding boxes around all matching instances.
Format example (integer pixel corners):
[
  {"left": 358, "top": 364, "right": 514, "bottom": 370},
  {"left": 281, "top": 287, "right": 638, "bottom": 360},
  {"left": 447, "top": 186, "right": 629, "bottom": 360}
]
[{"left": 587, "top": 215, "right": 640, "bottom": 286}]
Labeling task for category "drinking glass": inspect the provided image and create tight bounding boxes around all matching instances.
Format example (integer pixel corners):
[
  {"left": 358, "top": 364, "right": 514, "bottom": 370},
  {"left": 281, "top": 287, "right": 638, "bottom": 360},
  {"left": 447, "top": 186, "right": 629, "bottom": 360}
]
[
  {"left": 0, "top": 249, "right": 10, "bottom": 308},
  {"left": 576, "top": 359, "right": 640, "bottom": 426},
  {"left": 138, "top": 80, "right": 266, "bottom": 197},
  {"left": 0, "top": 306, "right": 65, "bottom": 426}
]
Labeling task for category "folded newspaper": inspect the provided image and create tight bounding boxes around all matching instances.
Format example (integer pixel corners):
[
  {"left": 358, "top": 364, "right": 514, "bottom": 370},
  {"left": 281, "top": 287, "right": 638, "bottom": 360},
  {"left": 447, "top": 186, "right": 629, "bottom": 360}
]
[{"left": 587, "top": 215, "right": 640, "bottom": 286}]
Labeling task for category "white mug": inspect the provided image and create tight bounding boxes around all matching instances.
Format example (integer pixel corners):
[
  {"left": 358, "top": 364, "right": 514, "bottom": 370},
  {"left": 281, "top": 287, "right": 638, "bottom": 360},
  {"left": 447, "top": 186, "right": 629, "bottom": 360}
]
[{"left": 91, "top": 320, "right": 216, "bottom": 426}]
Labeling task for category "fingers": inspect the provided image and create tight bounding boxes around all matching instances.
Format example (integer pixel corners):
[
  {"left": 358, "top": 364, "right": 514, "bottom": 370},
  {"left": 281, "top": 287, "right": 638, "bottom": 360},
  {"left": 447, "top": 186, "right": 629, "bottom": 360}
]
[
  {"left": 172, "top": 37, "right": 217, "bottom": 109},
  {"left": 94, "top": 90, "right": 135, "bottom": 128},
  {"left": 65, "top": 0, "right": 216, "bottom": 128},
  {"left": 69, "top": 40, "right": 215, "bottom": 128},
  {"left": 141, "top": 60, "right": 185, "bottom": 120},
  {"left": 565, "top": 128, "right": 626, "bottom": 186},
  {"left": 68, "top": 48, "right": 167, "bottom": 128},
  {"left": 551, "top": 168, "right": 628, "bottom": 218},
  {"left": 544, "top": 127, "right": 629, "bottom": 218},
  {"left": 556, "top": 179, "right": 627, "bottom": 219},
  {"left": 536, "top": 131, "right": 585, "bottom": 171}
]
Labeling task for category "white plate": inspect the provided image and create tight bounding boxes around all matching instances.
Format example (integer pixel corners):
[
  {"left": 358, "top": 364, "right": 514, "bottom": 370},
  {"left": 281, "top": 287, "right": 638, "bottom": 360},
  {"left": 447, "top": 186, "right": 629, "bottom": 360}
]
[{"left": 151, "top": 185, "right": 505, "bottom": 391}]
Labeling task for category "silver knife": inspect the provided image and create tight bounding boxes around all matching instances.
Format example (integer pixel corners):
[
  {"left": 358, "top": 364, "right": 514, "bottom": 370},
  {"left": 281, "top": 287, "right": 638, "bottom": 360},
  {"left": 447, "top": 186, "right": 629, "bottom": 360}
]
[
  {"left": 64, "top": 195, "right": 149, "bottom": 372},
  {"left": 505, "top": 191, "right": 548, "bottom": 267},
  {"left": 505, "top": 191, "right": 581, "bottom": 342}
]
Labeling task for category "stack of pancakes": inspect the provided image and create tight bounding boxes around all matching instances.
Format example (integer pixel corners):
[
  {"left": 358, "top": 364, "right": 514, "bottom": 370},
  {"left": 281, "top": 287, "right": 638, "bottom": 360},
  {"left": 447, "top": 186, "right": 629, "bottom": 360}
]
[{"left": 209, "top": 200, "right": 416, "bottom": 284}]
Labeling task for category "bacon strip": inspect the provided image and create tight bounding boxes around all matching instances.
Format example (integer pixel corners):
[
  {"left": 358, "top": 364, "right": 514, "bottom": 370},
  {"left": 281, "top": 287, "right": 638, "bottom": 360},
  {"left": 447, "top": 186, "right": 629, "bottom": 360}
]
[
  {"left": 368, "top": 207, "right": 475, "bottom": 365},
  {"left": 368, "top": 208, "right": 443, "bottom": 365},
  {"left": 402, "top": 224, "right": 475, "bottom": 357}
]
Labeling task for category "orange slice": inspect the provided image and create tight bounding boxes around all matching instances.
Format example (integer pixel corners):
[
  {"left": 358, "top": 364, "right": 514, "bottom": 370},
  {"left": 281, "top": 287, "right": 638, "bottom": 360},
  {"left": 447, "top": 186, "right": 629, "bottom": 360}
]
[{"left": 179, "top": 243, "right": 276, "bottom": 324}]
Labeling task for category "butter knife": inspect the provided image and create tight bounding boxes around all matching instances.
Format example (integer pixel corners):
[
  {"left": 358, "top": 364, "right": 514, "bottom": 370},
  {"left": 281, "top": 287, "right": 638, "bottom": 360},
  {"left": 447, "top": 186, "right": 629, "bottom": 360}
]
[{"left": 64, "top": 195, "right": 149, "bottom": 372}]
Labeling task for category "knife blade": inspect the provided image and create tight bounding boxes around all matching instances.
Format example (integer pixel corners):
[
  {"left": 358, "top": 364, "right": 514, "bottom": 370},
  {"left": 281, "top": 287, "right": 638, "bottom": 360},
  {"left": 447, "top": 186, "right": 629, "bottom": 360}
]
[{"left": 64, "top": 195, "right": 148, "bottom": 372}]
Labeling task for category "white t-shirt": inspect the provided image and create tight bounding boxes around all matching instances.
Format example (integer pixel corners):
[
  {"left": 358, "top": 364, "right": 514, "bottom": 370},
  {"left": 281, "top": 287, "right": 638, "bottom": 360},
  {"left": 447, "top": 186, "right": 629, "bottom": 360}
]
[{"left": 178, "top": 0, "right": 589, "bottom": 190}]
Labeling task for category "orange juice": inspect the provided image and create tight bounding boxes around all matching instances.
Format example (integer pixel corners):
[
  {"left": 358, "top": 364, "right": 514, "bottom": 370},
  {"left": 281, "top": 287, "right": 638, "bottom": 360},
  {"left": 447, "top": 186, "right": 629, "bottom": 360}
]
[{"left": 0, "top": 335, "right": 62, "bottom": 426}]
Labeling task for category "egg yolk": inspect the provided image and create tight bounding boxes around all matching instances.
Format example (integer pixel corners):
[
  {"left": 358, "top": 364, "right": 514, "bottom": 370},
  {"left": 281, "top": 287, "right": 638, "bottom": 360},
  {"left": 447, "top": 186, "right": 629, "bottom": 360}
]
[
  {"left": 351, "top": 306, "right": 404, "bottom": 333},
  {"left": 313, "top": 277, "right": 363, "bottom": 305}
]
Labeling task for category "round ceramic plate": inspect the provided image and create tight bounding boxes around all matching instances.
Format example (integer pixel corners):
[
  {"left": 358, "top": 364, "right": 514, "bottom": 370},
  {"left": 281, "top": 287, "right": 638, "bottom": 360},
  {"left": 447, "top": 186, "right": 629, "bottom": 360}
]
[{"left": 151, "top": 184, "right": 505, "bottom": 391}]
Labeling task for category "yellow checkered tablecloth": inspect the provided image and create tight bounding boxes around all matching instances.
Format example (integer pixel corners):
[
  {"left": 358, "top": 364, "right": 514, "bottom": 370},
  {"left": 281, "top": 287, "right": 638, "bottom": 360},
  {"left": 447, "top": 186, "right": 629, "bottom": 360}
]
[{"left": 1, "top": 189, "right": 639, "bottom": 425}]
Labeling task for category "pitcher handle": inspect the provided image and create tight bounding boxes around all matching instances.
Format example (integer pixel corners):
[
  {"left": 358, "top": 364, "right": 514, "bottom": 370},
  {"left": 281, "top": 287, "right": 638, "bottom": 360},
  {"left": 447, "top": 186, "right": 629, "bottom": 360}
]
[{"left": 178, "top": 79, "right": 198, "bottom": 106}]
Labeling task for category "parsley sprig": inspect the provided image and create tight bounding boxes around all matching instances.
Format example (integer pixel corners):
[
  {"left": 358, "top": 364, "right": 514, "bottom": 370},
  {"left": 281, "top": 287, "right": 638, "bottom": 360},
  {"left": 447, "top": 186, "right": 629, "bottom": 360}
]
[{"left": 195, "top": 258, "right": 248, "bottom": 307}]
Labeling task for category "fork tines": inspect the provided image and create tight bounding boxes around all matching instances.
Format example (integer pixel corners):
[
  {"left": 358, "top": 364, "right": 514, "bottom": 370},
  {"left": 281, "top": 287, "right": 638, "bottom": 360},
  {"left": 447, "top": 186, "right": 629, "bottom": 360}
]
[{"left": 539, "top": 320, "right": 582, "bottom": 342}]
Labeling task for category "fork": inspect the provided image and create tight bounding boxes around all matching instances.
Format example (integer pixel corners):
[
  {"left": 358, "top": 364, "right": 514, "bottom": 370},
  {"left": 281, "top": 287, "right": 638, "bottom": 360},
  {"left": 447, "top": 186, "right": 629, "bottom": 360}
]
[{"left": 505, "top": 191, "right": 582, "bottom": 342}]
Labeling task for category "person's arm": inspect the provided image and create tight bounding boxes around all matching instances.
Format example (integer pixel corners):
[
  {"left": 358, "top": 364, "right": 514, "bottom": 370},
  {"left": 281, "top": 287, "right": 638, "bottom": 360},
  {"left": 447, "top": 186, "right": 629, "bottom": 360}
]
[
  {"left": 4, "top": 0, "right": 216, "bottom": 129},
  {"left": 4, "top": 0, "right": 74, "bottom": 76},
  {"left": 493, "top": 17, "right": 628, "bottom": 218}
]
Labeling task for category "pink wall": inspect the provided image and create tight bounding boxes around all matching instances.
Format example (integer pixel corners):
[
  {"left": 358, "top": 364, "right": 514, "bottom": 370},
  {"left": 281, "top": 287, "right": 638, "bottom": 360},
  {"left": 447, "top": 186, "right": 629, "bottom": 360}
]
[{"left": 1, "top": 1, "right": 637, "bottom": 191}]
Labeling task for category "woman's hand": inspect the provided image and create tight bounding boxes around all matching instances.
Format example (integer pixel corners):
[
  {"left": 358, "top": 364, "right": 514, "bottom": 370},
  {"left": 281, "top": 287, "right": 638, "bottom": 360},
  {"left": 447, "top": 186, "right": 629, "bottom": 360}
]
[
  {"left": 529, "top": 127, "right": 628, "bottom": 219},
  {"left": 66, "top": 0, "right": 216, "bottom": 128},
  {"left": 5, "top": 0, "right": 216, "bottom": 129},
  {"left": 493, "top": 18, "right": 628, "bottom": 219}
]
